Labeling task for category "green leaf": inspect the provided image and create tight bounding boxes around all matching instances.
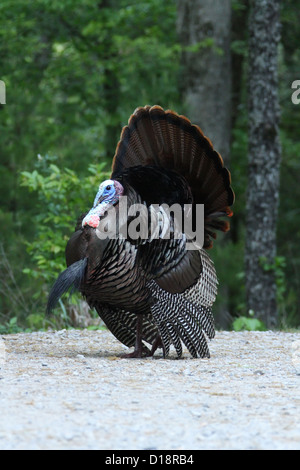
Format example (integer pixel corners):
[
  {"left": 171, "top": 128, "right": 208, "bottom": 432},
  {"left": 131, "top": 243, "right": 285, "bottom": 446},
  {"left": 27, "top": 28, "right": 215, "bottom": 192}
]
[{"left": 233, "top": 316, "right": 266, "bottom": 332}]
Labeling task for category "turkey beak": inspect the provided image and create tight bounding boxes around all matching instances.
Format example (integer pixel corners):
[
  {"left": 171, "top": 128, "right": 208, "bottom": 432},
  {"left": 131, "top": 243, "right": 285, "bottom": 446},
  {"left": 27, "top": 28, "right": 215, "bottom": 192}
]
[
  {"left": 93, "top": 190, "right": 104, "bottom": 208},
  {"left": 97, "top": 195, "right": 106, "bottom": 204}
]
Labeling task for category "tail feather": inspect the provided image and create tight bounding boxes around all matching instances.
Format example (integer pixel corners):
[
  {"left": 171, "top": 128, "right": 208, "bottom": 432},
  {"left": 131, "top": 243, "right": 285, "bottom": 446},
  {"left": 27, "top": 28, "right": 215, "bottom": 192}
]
[
  {"left": 148, "top": 280, "right": 215, "bottom": 358},
  {"left": 158, "top": 322, "right": 171, "bottom": 357},
  {"left": 166, "top": 322, "right": 183, "bottom": 358},
  {"left": 111, "top": 105, "right": 234, "bottom": 248},
  {"left": 183, "top": 248, "right": 218, "bottom": 312},
  {"left": 46, "top": 258, "right": 87, "bottom": 314}
]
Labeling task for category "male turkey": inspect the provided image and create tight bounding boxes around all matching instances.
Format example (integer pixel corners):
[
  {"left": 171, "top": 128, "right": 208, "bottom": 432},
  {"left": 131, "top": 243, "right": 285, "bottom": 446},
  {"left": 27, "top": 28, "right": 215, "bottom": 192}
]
[{"left": 47, "top": 105, "right": 234, "bottom": 358}]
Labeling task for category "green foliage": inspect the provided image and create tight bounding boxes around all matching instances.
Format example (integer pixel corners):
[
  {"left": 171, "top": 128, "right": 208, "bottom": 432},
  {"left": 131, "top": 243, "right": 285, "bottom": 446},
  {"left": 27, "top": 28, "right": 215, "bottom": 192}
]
[
  {"left": 0, "top": 0, "right": 180, "bottom": 327},
  {"left": 17, "top": 153, "right": 111, "bottom": 326},
  {"left": 0, "top": 0, "right": 299, "bottom": 330},
  {"left": 232, "top": 312, "right": 266, "bottom": 332},
  {"left": 20, "top": 154, "right": 110, "bottom": 289},
  {"left": 259, "top": 255, "right": 286, "bottom": 292},
  {"left": 0, "top": 317, "right": 24, "bottom": 335},
  {"left": 259, "top": 255, "right": 297, "bottom": 327},
  {"left": 17, "top": 155, "right": 110, "bottom": 324}
]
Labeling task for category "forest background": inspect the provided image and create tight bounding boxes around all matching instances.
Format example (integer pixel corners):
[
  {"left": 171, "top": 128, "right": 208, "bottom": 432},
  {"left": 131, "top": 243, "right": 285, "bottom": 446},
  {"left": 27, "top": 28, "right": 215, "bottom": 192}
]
[{"left": 0, "top": 0, "right": 299, "bottom": 333}]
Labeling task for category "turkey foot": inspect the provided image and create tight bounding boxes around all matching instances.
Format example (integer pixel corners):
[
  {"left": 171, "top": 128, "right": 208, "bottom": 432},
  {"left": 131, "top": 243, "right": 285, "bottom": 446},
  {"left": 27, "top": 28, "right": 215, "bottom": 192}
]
[
  {"left": 120, "top": 348, "right": 147, "bottom": 359},
  {"left": 120, "top": 315, "right": 146, "bottom": 358}
]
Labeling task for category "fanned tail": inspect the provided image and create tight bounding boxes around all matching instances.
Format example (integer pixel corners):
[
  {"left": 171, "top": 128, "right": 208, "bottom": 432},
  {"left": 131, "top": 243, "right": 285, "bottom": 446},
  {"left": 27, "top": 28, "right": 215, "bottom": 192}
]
[{"left": 111, "top": 105, "right": 234, "bottom": 248}]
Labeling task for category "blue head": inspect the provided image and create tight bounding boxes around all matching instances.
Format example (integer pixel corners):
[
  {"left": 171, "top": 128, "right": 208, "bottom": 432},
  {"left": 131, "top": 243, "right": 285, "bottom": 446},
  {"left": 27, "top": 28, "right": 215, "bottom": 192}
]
[{"left": 82, "top": 179, "right": 124, "bottom": 228}]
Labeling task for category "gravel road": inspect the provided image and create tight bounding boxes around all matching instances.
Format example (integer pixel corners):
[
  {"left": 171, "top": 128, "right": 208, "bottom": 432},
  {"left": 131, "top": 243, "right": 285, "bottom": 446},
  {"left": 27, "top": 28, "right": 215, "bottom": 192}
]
[{"left": 0, "top": 329, "right": 299, "bottom": 450}]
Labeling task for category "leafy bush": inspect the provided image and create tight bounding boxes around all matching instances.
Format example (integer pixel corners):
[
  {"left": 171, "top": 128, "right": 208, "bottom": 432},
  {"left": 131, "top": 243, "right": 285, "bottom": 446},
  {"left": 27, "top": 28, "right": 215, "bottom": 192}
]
[
  {"left": 20, "top": 154, "right": 110, "bottom": 320},
  {"left": 232, "top": 312, "right": 266, "bottom": 332}
]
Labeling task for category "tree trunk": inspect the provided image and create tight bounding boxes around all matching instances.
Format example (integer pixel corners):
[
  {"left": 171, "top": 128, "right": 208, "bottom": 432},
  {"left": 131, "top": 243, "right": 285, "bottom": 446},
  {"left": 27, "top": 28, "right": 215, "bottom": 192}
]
[
  {"left": 177, "top": 0, "right": 232, "bottom": 328},
  {"left": 245, "top": 0, "right": 281, "bottom": 328},
  {"left": 176, "top": 0, "right": 232, "bottom": 163}
]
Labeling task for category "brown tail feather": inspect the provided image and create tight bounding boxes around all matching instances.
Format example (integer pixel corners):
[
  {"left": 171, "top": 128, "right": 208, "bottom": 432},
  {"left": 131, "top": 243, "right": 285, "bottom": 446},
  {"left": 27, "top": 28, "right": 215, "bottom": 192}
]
[{"left": 111, "top": 105, "right": 234, "bottom": 247}]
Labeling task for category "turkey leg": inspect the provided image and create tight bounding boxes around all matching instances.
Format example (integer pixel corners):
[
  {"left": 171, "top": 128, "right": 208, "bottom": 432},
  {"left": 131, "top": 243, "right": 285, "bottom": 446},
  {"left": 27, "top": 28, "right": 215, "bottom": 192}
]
[{"left": 120, "top": 315, "right": 144, "bottom": 358}]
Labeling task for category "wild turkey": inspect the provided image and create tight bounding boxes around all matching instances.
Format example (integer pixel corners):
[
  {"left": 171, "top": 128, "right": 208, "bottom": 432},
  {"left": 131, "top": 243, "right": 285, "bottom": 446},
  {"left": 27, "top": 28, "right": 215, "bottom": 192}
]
[{"left": 47, "top": 105, "right": 234, "bottom": 358}]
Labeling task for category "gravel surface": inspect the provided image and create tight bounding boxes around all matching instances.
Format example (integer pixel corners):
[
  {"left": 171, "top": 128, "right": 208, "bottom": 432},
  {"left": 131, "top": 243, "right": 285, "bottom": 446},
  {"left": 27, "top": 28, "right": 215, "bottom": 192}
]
[{"left": 0, "top": 329, "right": 299, "bottom": 450}]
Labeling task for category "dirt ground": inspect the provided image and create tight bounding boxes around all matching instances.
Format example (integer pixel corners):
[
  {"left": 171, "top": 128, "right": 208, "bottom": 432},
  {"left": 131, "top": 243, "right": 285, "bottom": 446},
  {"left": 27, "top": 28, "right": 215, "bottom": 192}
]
[{"left": 0, "top": 329, "right": 299, "bottom": 450}]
